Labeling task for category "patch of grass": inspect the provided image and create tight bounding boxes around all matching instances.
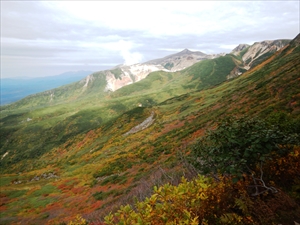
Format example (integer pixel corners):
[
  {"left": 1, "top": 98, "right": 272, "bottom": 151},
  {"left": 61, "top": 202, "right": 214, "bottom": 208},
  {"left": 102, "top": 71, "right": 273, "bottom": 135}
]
[
  {"left": 100, "top": 174, "right": 128, "bottom": 186},
  {"left": 4, "top": 189, "right": 27, "bottom": 199},
  {"left": 110, "top": 68, "right": 123, "bottom": 80},
  {"left": 93, "top": 189, "right": 125, "bottom": 200},
  {"left": 251, "top": 51, "right": 274, "bottom": 68},
  {"left": 29, "top": 184, "right": 60, "bottom": 197},
  {"left": 164, "top": 62, "right": 174, "bottom": 70},
  {"left": 27, "top": 196, "right": 55, "bottom": 208},
  {"left": 0, "top": 176, "right": 18, "bottom": 187}
]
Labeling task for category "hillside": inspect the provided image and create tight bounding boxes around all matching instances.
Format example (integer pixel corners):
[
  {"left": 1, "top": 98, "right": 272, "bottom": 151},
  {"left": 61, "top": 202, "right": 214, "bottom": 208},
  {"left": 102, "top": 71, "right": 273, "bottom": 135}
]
[
  {"left": 0, "top": 54, "right": 240, "bottom": 171},
  {"left": 0, "top": 34, "right": 299, "bottom": 224},
  {"left": 0, "top": 51, "right": 226, "bottom": 111}
]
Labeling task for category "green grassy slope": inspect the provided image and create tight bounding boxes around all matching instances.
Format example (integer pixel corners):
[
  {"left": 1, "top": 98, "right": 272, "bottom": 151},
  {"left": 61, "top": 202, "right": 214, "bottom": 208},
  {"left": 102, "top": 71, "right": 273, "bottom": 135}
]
[
  {"left": 0, "top": 55, "right": 239, "bottom": 171},
  {"left": 1, "top": 54, "right": 239, "bottom": 112},
  {"left": 0, "top": 35, "right": 299, "bottom": 224},
  {"left": 0, "top": 71, "right": 108, "bottom": 111}
]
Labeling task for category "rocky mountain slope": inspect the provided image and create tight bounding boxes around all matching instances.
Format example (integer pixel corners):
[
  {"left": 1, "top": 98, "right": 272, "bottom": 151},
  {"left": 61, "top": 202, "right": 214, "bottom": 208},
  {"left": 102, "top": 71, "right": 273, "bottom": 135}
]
[
  {"left": 232, "top": 39, "right": 291, "bottom": 69},
  {"left": 104, "top": 64, "right": 167, "bottom": 92},
  {"left": 104, "top": 48, "right": 226, "bottom": 92},
  {"left": 107, "top": 39, "right": 291, "bottom": 89},
  {"left": 145, "top": 48, "right": 224, "bottom": 72}
]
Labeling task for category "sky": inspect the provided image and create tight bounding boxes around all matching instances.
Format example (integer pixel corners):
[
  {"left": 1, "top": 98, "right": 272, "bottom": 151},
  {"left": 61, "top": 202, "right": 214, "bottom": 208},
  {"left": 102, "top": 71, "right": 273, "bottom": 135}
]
[{"left": 1, "top": 1, "right": 299, "bottom": 78}]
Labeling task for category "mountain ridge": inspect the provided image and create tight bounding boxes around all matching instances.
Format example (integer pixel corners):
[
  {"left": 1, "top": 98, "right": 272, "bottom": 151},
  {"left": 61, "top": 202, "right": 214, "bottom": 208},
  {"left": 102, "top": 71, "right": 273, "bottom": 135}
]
[
  {"left": 1, "top": 38, "right": 290, "bottom": 108},
  {"left": 144, "top": 48, "right": 224, "bottom": 72},
  {"left": 232, "top": 38, "right": 291, "bottom": 70},
  {"left": 1, "top": 37, "right": 289, "bottom": 111}
]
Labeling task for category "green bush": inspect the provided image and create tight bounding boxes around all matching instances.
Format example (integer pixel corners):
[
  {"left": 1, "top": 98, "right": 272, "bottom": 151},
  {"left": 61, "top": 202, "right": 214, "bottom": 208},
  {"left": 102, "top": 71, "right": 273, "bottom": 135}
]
[{"left": 190, "top": 116, "right": 299, "bottom": 181}]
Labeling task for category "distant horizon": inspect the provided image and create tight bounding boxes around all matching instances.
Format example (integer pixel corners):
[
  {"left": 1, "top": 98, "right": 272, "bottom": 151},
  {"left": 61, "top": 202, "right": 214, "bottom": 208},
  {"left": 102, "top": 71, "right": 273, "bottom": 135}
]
[
  {"left": 1, "top": 70, "right": 93, "bottom": 105},
  {"left": 0, "top": 46, "right": 231, "bottom": 79},
  {"left": 1, "top": 35, "right": 296, "bottom": 79},
  {"left": 0, "top": 45, "right": 236, "bottom": 79},
  {"left": 0, "top": 70, "right": 95, "bottom": 79}
]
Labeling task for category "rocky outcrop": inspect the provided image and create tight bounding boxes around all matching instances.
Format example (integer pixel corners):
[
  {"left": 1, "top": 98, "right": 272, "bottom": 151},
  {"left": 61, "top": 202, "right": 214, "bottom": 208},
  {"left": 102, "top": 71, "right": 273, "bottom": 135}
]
[
  {"left": 81, "top": 49, "right": 226, "bottom": 93},
  {"left": 227, "top": 67, "right": 243, "bottom": 79},
  {"left": 1, "top": 151, "right": 9, "bottom": 160},
  {"left": 105, "top": 70, "right": 133, "bottom": 92},
  {"left": 289, "top": 33, "right": 300, "bottom": 47},
  {"left": 105, "top": 64, "right": 166, "bottom": 92},
  {"left": 242, "top": 40, "right": 290, "bottom": 69},
  {"left": 11, "top": 172, "right": 59, "bottom": 185},
  {"left": 81, "top": 74, "right": 95, "bottom": 88},
  {"left": 124, "top": 112, "right": 155, "bottom": 135},
  {"left": 231, "top": 44, "right": 250, "bottom": 56},
  {"left": 13, "top": 180, "right": 22, "bottom": 185},
  {"left": 231, "top": 39, "right": 290, "bottom": 71},
  {"left": 29, "top": 172, "right": 59, "bottom": 182}
]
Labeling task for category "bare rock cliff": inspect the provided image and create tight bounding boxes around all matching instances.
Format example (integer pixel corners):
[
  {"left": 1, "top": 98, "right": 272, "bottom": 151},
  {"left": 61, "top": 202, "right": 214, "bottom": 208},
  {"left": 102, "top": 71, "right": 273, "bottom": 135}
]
[
  {"left": 242, "top": 39, "right": 290, "bottom": 69},
  {"left": 104, "top": 64, "right": 167, "bottom": 92}
]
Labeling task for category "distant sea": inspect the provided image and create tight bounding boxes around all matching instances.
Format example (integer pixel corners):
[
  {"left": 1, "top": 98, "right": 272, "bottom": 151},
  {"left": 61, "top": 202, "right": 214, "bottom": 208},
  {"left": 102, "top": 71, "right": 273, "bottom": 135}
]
[{"left": 0, "top": 71, "right": 93, "bottom": 105}]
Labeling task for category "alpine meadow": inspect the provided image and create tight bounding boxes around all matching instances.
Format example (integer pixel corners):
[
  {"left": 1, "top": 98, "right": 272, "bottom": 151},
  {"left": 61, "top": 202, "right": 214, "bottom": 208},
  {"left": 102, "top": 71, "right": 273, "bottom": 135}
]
[{"left": 1, "top": 33, "right": 300, "bottom": 225}]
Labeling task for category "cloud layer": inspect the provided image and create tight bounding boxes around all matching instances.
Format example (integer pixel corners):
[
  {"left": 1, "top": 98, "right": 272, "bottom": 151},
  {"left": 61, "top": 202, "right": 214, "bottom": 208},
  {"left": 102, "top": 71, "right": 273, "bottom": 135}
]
[{"left": 1, "top": 1, "right": 299, "bottom": 78}]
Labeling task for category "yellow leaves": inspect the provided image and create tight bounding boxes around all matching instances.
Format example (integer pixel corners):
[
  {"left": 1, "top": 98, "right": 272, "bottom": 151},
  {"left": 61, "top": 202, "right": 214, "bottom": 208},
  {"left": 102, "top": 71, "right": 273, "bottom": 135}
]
[
  {"left": 220, "top": 213, "right": 243, "bottom": 224},
  {"left": 105, "top": 173, "right": 274, "bottom": 224},
  {"left": 104, "top": 212, "right": 114, "bottom": 225},
  {"left": 190, "top": 217, "right": 200, "bottom": 225},
  {"left": 67, "top": 215, "right": 88, "bottom": 225},
  {"left": 104, "top": 175, "right": 218, "bottom": 224},
  {"left": 198, "top": 192, "right": 207, "bottom": 200},
  {"left": 234, "top": 198, "right": 248, "bottom": 214}
]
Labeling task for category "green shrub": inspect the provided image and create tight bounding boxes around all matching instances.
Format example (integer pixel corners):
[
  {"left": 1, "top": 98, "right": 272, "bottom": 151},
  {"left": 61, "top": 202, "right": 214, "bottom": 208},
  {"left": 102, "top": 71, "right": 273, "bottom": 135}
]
[{"left": 190, "top": 117, "right": 299, "bottom": 182}]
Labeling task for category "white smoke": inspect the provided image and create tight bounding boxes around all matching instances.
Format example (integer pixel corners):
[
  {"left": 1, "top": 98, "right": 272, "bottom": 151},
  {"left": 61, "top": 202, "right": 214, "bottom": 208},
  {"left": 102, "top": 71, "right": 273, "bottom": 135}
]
[
  {"left": 117, "top": 40, "right": 143, "bottom": 66},
  {"left": 121, "top": 50, "right": 143, "bottom": 66}
]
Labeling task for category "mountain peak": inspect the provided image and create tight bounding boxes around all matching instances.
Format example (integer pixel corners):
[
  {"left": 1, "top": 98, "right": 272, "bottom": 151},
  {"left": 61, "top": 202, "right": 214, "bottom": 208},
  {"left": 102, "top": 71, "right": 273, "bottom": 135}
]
[
  {"left": 290, "top": 33, "right": 300, "bottom": 47},
  {"left": 180, "top": 48, "right": 192, "bottom": 53},
  {"left": 182, "top": 48, "right": 190, "bottom": 52},
  {"left": 231, "top": 44, "right": 250, "bottom": 55}
]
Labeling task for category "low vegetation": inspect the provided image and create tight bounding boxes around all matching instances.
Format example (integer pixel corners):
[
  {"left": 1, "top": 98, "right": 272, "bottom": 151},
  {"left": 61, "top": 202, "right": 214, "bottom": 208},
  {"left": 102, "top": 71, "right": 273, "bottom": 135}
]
[
  {"left": 0, "top": 35, "right": 299, "bottom": 224},
  {"left": 104, "top": 116, "right": 300, "bottom": 224}
]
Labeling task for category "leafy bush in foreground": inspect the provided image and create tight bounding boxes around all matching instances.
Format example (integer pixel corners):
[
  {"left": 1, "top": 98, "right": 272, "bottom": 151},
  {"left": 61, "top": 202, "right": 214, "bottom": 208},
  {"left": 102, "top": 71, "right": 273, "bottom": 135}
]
[
  {"left": 103, "top": 146, "right": 300, "bottom": 224},
  {"left": 104, "top": 175, "right": 250, "bottom": 225},
  {"left": 190, "top": 117, "right": 299, "bottom": 187}
]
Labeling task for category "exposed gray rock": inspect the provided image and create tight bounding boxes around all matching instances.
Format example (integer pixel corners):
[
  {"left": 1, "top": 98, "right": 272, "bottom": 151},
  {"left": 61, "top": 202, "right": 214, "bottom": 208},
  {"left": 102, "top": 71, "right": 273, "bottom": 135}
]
[
  {"left": 30, "top": 172, "right": 59, "bottom": 182},
  {"left": 231, "top": 39, "right": 290, "bottom": 71},
  {"left": 13, "top": 180, "right": 22, "bottom": 184},
  {"left": 124, "top": 112, "right": 155, "bottom": 136},
  {"left": 231, "top": 44, "right": 250, "bottom": 56}
]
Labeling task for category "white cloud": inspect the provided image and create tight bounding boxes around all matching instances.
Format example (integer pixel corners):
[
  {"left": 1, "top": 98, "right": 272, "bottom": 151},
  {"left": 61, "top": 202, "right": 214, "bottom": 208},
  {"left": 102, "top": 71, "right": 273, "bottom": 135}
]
[
  {"left": 159, "top": 48, "right": 186, "bottom": 52},
  {"left": 219, "top": 44, "right": 239, "bottom": 50},
  {"left": 75, "top": 39, "right": 144, "bottom": 65},
  {"left": 1, "top": 1, "right": 299, "bottom": 78},
  {"left": 44, "top": 1, "right": 234, "bottom": 36}
]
